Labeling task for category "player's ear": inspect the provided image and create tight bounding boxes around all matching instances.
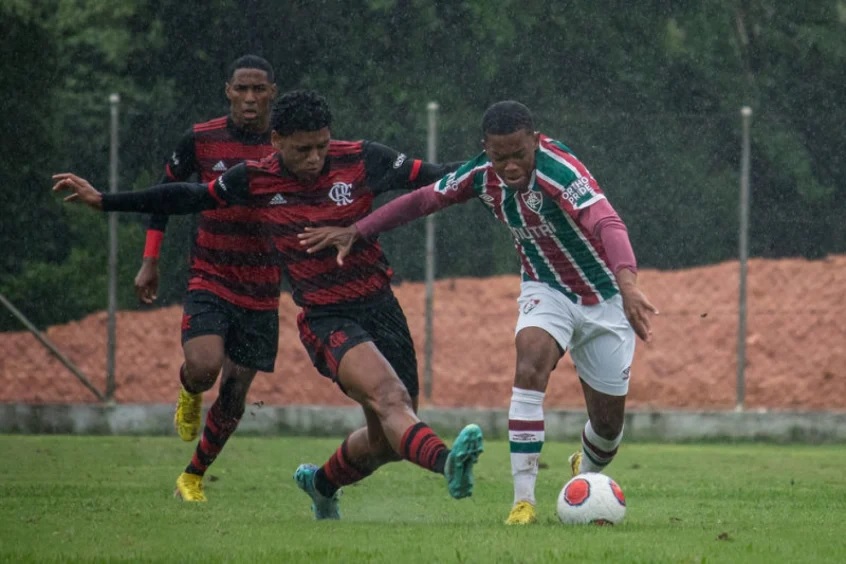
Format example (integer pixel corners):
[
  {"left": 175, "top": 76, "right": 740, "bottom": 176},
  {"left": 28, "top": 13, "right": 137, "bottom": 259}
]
[
  {"left": 271, "top": 130, "right": 283, "bottom": 150},
  {"left": 532, "top": 131, "right": 540, "bottom": 149},
  {"left": 224, "top": 81, "right": 233, "bottom": 102}
]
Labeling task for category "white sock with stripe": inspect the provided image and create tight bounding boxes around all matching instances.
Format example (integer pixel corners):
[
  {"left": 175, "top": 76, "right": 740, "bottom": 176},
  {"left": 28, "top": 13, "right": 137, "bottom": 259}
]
[
  {"left": 508, "top": 387, "right": 545, "bottom": 506},
  {"left": 579, "top": 420, "right": 623, "bottom": 473}
]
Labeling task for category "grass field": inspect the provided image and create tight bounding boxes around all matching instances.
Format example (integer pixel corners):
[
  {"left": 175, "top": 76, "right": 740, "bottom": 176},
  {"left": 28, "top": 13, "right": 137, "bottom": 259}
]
[{"left": 1, "top": 435, "right": 844, "bottom": 563}]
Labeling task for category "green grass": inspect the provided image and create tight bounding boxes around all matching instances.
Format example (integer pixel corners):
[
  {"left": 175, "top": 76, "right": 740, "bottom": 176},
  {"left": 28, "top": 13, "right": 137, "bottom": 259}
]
[{"left": 1, "top": 435, "right": 844, "bottom": 563}]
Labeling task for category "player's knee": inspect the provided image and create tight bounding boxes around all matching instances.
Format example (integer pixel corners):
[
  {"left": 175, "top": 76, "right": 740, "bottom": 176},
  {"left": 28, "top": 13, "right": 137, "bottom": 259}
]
[
  {"left": 367, "top": 378, "right": 413, "bottom": 417},
  {"left": 514, "top": 357, "right": 548, "bottom": 390},
  {"left": 183, "top": 354, "right": 223, "bottom": 390}
]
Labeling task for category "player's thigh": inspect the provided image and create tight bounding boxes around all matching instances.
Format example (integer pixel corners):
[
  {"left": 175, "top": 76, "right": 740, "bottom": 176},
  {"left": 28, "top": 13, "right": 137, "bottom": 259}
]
[
  {"left": 297, "top": 312, "right": 369, "bottom": 390},
  {"left": 515, "top": 281, "right": 576, "bottom": 351},
  {"left": 337, "top": 341, "right": 411, "bottom": 409},
  {"left": 569, "top": 296, "right": 635, "bottom": 397},
  {"left": 181, "top": 291, "right": 231, "bottom": 375},
  {"left": 365, "top": 296, "right": 420, "bottom": 400},
  {"left": 225, "top": 307, "right": 279, "bottom": 373},
  {"left": 514, "top": 281, "right": 575, "bottom": 389}
]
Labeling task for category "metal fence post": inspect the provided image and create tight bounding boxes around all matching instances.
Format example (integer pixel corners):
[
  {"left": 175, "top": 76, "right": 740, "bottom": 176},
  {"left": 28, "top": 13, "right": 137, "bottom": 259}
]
[{"left": 736, "top": 106, "right": 752, "bottom": 411}]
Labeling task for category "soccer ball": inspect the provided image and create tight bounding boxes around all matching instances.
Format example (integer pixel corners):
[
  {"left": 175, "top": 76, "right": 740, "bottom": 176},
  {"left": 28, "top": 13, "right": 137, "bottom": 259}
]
[{"left": 556, "top": 472, "right": 626, "bottom": 525}]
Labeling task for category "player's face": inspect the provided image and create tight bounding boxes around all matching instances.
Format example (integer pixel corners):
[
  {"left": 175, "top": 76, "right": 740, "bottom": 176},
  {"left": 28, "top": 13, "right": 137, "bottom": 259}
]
[
  {"left": 272, "top": 128, "right": 332, "bottom": 182},
  {"left": 226, "top": 68, "right": 276, "bottom": 132},
  {"left": 483, "top": 129, "right": 539, "bottom": 191}
]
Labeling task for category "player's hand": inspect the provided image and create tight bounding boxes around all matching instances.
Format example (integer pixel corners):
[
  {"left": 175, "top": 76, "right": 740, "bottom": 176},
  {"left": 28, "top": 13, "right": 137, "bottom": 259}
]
[
  {"left": 619, "top": 284, "right": 658, "bottom": 342},
  {"left": 615, "top": 269, "right": 658, "bottom": 342},
  {"left": 298, "top": 225, "right": 360, "bottom": 266},
  {"left": 134, "top": 258, "right": 160, "bottom": 304},
  {"left": 51, "top": 173, "right": 104, "bottom": 209}
]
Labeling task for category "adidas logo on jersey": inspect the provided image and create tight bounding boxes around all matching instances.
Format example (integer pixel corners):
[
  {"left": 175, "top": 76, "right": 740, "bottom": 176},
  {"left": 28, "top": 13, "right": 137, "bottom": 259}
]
[
  {"left": 212, "top": 160, "right": 227, "bottom": 172},
  {"left": 269, "top": 194, "right": 287, "bottom": 205}
]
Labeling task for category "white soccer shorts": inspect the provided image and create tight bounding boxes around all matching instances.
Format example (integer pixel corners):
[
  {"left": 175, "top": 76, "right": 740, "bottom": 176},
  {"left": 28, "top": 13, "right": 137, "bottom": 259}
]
[{"left": 514, "top": 281, "right": 635, "bottom": 396}]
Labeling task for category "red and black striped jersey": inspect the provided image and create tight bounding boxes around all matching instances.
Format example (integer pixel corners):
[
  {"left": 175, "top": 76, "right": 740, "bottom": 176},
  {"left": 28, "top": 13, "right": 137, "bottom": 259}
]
[
  {"left": 210, "top": 140, "right": 457, "bottom": 308},
  {"left": 156, "top": 116, "right": 279, "bottom": 310}
]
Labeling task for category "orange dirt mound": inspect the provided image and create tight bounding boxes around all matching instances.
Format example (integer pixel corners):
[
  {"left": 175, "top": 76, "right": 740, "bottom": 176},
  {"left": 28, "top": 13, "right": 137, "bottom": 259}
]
[{"left": 2, "top": 256, "right": 844, "bottom": 410}]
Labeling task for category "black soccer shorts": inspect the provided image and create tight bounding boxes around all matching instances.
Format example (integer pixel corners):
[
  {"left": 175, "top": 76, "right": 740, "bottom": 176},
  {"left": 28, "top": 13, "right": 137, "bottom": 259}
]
[
  {"left": 296, "top": 292, "right": 419, "bottom": 398},
  {"left": 181, "top": 290, "right": 279, "bottom": 372}
]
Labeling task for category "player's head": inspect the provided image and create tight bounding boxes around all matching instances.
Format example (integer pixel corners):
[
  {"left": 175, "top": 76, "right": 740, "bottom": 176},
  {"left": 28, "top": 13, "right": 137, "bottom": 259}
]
[
  {"left": 270, "top": 89, "right": 333, "bottom": 182},
  {"left": 481, "top": 100, "right": 539, "bottom": 191},
  {"left": 225, "top": 55, "right": 277, "bottom": 132}
]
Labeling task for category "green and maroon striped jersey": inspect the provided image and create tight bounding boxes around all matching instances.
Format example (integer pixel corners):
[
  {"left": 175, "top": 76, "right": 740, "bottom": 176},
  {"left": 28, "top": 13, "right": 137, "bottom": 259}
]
[{"left": 433, "top": 134, "right": 618, "bottom": 305}]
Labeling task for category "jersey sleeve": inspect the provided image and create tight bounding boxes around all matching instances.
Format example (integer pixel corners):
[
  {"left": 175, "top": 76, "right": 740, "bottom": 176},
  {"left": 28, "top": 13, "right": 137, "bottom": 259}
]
[
  {"left": 536, "top": 141, "right": 606, "bottom": 217},
  {"left": 355, "top": 156, "right": 485, "bottom": 239},
  {"left": 428, "top": 154, "right": 487, "bottom": 205},
  {"left": 363, "top": 141, "right": 460, "bottom": 195},
  {"left": 102, "top": 182, "right": 218, "bottom": 214},
  {"left": 164, "top": 128, "right": 199, "bottom": 182},
  {"left": 207, "top": 162, "right": 252, "bottom": 206}
]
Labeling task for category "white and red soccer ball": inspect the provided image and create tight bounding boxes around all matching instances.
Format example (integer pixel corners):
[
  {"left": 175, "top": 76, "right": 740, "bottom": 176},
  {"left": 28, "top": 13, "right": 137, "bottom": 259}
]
[{"left": 556, "top": 472, "right": 627, "bottom": 525}]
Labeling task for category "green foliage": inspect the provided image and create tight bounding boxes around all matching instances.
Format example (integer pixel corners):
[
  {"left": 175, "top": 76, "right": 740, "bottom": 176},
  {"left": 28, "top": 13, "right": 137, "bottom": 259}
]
[
  {"left": 2, "top": 1, "right": 845, "bottom": 325},
  {"left": 1, "top": 437, "right": 846, "bottom": 562},
  {"left": 0, "top": 2, "right": 69, "bottom": 277},
  {"left": 0, "top": 209, "right": 145, "bottom": 331}
]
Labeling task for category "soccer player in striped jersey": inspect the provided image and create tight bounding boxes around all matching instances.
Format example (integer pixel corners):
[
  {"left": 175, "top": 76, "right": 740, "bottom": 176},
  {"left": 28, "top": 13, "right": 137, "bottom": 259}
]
[
  {"left": 52, "top": 89, "right": 484, "bottom": 518},
  {"left": 297, "top": 100, "right": 658, "bottom": 525},
  {"left": 135, "top": 54, "right": 278, "bottom": 501}
]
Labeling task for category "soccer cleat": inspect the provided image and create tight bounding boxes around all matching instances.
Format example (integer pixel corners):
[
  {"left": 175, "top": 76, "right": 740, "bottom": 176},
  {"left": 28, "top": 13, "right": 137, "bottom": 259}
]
[
  {"left": 505, "top": 500, "right": 538, "bottom": 525},
  {"left": 174, "top": 472, "right": 207, "bottom": 502},
  {"left": 568, "top": 451, "right": 582, "bottom": 477},
  {"left": 444, "top": 423, "right": 484, "bottom": 499},
  {"left": 294, "top": 463, "right": 341, "bottom": 520},
  {"left": 174, "top": 387, "right": 202, "bottom": 442}
]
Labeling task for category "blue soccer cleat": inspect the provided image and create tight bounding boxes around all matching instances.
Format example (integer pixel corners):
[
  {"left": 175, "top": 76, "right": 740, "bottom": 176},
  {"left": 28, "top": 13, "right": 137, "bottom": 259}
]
[
  {"left": 444, "top": 423, "right": 484, "bottom": 499},
  {"left": 294, "top": 463, "right": 341, "bottom": 520}
]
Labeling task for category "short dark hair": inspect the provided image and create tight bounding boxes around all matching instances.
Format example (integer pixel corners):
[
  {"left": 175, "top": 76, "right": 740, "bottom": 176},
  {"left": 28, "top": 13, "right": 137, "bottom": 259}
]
[
  {"left": 227, "top": 54, "right": 275, "bottom": 83},
  {"left": 482, "top": 101, "right": 534, "bottom": 136},
  {"left": 271, "top": 89, "right": 333, "bottom": 136}
]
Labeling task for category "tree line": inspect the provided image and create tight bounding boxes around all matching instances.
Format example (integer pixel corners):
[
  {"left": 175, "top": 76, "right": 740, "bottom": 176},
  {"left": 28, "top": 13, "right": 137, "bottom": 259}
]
[{"left": 2, "top": 0, "right": 844, "bottom": 330}]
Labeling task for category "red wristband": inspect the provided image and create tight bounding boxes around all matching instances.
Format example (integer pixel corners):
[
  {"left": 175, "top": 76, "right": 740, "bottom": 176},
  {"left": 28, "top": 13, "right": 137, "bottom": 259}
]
[{"left": 143, "top": 230, "right": 164, "bottom": 259}]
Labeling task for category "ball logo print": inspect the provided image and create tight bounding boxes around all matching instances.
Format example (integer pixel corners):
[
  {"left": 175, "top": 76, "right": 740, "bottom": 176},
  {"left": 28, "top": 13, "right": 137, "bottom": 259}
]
[
  {"left": 563, "top": 477, "right": 591, "bottom": 506},
  {"left": 610, "top": 480, "right": 626, "bottom": 506},
  {"left": 557, "top": 472, "right": 626, "bottom": 525}
]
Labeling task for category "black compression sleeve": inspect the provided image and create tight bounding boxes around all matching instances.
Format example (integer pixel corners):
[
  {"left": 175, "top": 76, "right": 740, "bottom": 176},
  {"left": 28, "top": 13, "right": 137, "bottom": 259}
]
[
  {"left": 101, "top": 183, "right": 218, "bottom": 215},
  {"left": 146, "top": 129, "right": 198, "bottom": 231}
]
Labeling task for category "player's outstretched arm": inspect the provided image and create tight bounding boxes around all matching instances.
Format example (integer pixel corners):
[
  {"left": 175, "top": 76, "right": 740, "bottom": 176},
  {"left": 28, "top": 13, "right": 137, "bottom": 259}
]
[
  {"left": 298, "top": 225, "right": 360, "bottom": 266},
  {"left": 53, "top": 174, "right": 220, "bottom": 216},
  {"left": 51, "top": 173, "right": 104, "bottom": 209}
]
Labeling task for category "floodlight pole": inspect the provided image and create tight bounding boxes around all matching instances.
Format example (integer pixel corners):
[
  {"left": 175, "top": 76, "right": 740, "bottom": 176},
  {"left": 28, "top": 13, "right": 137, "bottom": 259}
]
[
  {"left": 736, "top": 106, "right": 752, "bottom": 412},
  {"left": 423, "top": 101, "right": 439, "bottom": 402},
  {"left": 106, "top": 92, "right": 120, "bottom": 403}
]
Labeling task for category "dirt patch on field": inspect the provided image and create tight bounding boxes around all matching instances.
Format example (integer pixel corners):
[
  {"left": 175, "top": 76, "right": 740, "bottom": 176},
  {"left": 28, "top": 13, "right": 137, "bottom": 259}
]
[{"left": 2, "top": 256, "right": 845, "bottom": 410}]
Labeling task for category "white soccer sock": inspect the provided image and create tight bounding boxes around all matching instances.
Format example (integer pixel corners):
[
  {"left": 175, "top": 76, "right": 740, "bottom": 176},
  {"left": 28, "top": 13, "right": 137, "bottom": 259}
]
[
  {"left": 509, "top": 387, "right": 545, "bottom": 506},
  {"left": 579, "top": 420, "right": 623, "bottom": 473}
]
